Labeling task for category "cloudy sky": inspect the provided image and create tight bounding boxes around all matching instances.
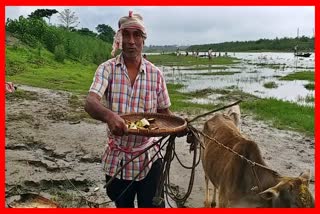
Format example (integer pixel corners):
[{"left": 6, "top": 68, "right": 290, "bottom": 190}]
[{"left": 5, "top": 6, "right": 315, "bottom": 46}]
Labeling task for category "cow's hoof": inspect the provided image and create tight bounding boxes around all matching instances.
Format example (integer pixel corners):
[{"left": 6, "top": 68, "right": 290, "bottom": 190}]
[{"left": 204, "top": 201, "right": 211, "bottom": 208}]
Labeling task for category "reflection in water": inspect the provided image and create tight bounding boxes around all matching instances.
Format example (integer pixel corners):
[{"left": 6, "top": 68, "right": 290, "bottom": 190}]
[{"left": 163, "top": 52, "right": 314, "bottom": 105}]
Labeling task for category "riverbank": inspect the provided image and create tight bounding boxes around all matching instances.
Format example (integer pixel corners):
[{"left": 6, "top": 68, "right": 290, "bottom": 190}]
[{"left": 5, "top": 85, "right": 315, "bottom": 207}]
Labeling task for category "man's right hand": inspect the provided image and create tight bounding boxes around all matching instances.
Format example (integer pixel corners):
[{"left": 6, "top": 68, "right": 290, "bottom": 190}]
[
  {"left": 85, "top": 92, "right": 128, "bottom": 136},
  {"left": 107, "top": 113, "right": 128, "bottom": 136}
]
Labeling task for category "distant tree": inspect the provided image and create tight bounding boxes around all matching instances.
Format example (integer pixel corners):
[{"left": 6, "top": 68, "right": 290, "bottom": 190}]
[
  {"left": 58, "top": 9, "right": 79, "bottom": 31},
  {"left": 28, "top": 9, "right": 58, "bottom": 24},
  {"left": 96, "top": 24, "right": 115, "bottom": 43}
]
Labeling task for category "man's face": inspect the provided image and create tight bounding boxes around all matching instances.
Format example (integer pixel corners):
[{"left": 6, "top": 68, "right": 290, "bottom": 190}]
[{"left": 122, "top": 28, "right": 144, "bottom": 59}]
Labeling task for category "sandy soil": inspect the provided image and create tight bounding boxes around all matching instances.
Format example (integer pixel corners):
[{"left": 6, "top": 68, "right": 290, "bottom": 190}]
[{"left": 5, "top": 85, "right": 315, "bottom": 208}]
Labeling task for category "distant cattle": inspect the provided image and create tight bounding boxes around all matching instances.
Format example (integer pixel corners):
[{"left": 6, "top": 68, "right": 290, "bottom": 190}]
[{"left": 201, "top": 112, "right": 314, "bottom": 208}]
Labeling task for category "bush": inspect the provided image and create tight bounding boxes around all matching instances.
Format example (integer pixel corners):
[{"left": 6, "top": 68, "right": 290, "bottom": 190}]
[
  {"left": 43, "top": 27, "right": 63, "bottom": 53},
  {"left": 54, "top": 45, "right": 66, "bottom": 63}
]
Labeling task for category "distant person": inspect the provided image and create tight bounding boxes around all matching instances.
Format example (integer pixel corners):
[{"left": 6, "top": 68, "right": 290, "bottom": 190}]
[
  {"left": 208, "top": 48, "right": 212, "bottom": 59},
  {"left": 185, "top": 51, "right": 188, "bottom": 56},
  {"left": 294, "top": 45, "right": 298, "bottom": 54},
  {"left": 84, "top": 11, "right": 172, "bottom": 208},
  {"left": 176, "top": 48, "right": 180, "bottom": 56},
  {"left": 143, "top": 54, "right": 147, "bottom": 59}
]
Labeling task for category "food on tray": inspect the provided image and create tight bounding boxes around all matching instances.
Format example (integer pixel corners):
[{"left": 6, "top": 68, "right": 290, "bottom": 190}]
[{"left": 126, "top": 118, "right": 158, "bottom": 130}]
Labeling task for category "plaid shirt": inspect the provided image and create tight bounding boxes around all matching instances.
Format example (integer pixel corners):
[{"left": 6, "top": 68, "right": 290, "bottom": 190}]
[{"left": 89, "top": 54, "right": 171, "bottom": 181}]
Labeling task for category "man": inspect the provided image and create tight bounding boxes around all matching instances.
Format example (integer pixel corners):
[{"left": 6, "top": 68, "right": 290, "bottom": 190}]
[
  {"left": 208, "top": 48, "right": 212, "bottom": 60},
  {"left": 84, "top": 11, "right": 171, "bottom": 208}
]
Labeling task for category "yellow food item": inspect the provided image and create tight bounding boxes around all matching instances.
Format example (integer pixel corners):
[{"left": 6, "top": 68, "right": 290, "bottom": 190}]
[{"left": 126, "top": 118, "right": 156, "bottom": 130}]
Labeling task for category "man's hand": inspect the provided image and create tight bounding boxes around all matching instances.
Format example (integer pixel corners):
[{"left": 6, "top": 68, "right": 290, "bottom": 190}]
[{"left": 107, "top": 113, "right": 128, "bottom": 136}]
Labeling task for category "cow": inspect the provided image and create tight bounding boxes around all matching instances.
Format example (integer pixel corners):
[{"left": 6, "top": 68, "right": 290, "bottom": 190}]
[{"left": 201, "top": 112, "right": 314, "bottom": 208}]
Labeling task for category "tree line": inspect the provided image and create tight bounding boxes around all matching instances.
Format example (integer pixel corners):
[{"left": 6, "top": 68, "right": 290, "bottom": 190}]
[{"left": 186, "top": 37, "right": 314, "bottom": 53}]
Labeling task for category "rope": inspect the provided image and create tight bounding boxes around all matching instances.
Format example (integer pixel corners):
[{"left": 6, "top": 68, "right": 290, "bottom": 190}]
[
  {"left": 111, "top": 136, "right": 170, "bottom": 203},
  {"left": 195, "top": 128, "right": 280, "bottom": 176},
  {"left": 188, "top": 100, "right": 242, "bottom": 123}
]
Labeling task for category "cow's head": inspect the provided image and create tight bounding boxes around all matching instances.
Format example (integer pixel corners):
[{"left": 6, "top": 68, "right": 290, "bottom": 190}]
[{"left": 259, "top": 170, "right": 314, "bottom": 207}]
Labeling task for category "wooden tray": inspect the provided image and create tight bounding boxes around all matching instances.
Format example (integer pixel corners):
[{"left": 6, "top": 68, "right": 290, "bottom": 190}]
[{"left": 121, "top": 112, "right": 187, "bottom": 137}]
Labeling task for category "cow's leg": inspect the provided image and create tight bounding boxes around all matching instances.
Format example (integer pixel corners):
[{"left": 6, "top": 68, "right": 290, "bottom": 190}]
[
  {"left": 204, "top": 175, "right": 211, "bottom": 207},
  {"left": 218, "top": 187, "right": 228, "bottom": 208},
  {"left": 211, "top": 185, "right": 217, "bottom": 207}
]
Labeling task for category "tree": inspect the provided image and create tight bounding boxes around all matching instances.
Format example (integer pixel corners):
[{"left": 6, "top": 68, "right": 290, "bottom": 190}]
[
  {"left": 28, "top": 9, "right": 58, "bottom": 24},
  {"left": 73, "top": 28, "right": 97, "bottom": 37},
  {"left": 96, "top": 24, "right": 115, "bottom": 43},
  {"left": 58, "top": 9, "right": 79, "bottom": 31}
]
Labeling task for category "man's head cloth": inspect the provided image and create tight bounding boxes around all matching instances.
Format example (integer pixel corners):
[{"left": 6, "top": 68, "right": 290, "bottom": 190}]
[{"left": 111, "top": 11, "right": 147, "bottom": 56}]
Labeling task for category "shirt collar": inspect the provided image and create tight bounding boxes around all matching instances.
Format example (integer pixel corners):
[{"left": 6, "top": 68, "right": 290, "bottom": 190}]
[{"left": 115, "top": 53, "right": 146, "bottom": 73}]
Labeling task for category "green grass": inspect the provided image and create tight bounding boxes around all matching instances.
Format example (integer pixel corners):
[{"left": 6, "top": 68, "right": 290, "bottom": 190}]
[
  {"left": 182, "top": 66, "right": 228, "bottom": 70},
  {"left": 166, "top": 84, "right": 216, "bottom": 114},
  {"left": 254, "top": 63, "right": 283, "bottom": 69},
  {"left": 6, "top": 46, "right": 96, "bottom": 95},
  {"left": 305, "top": 95, "right": 315, "bottom": 103},
  {"left": 147, "top": 54, "right": 238, "bottom": 66},
  {"left": 167, "top": 85, "right": 314, "bottom": 135},
  {"left": 263, "top": 81, "right": 278, "bottom": 89},
  {"left": 304, "top": 83, "right": 314, "bottom": 90},
  {"left": 193, "top": 71, "right": 241, "bottom": 76},
  {"left": 280, "top": 71, "right": 314, "bottom": 81},
  {"left": 242, "top": 98, "right": 314, "bottom": 136}
]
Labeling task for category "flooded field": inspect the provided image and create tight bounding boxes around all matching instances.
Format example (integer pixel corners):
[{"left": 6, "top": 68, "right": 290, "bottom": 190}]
[{"left": 162, "top": 52, "right": 315, "bottom": 105}]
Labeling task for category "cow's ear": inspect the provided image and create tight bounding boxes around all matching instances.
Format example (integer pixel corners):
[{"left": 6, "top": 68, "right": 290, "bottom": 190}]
[
  {"left": 259, "top": 188, "right": 279, "bottom": 200},
  {"left": 299, "top": 169, "right": 311, "bottom": 186}
]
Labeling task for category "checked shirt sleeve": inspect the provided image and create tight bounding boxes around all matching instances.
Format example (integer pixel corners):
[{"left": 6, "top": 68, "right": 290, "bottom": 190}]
[{"left": 89, "top": 62, "right": 112, "bottom": 98}]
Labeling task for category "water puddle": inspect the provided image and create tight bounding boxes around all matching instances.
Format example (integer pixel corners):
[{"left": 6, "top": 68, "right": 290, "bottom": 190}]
[{"left": 162, "top": 52, "right": 314, "bottom": 105}]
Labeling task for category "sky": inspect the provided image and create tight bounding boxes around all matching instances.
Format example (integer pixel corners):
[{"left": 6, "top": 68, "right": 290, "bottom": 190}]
[{"left": 5, "top": 6, "right": 315, "bottom": 46}]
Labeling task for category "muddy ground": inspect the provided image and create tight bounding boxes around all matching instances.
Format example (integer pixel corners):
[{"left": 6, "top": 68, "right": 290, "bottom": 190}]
[{"left": 5, "top": 85, "right": 315, "bottom": 208}]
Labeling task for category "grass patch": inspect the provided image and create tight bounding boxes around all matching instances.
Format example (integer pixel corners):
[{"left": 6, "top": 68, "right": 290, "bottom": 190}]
[
  {"left": 193, "top": 71, "right": 241, "bottom": 76},
  {"left": 147, "top": 54, "right": 238, "bottom": 66},
  {"left": 188, "top": 88, "right": 217, "bottom": 97},
  {"left": 263, "top": 81, "right": 278, "bottom": 89},
  {"left": 6, "top": 46, "right": 96, "bottom": 95},
  {"left": 182, "top": 66, "right": 227, "bottom": 70},
  {"left": 280, "top": 71, "right": 314, "bottom": 81},
  {"left": 297, "top": 95, "right": 314, "bottom": 103},
  {"left": 242, "top": 98, "right": 314, "bottom": 136},
  {"left": 167, "top": 85, "right": 256, "bottom": 115},
  {"left": 304, "top": 83, "right": 314, "bottom": 90},
  {"left": 168, "top": 85, "right": 314, "bottom": 135},
  {"left": 254, "top": 63, "right": 284, "bottom": 69},
  {"left": 167, "top": 84, "right": 216, "bottom": 114},
  {"left": 305, "top": 95, "right": 315, "bottom": 103}
]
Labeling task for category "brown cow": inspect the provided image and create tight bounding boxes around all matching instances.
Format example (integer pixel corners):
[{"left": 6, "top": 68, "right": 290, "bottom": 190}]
[{"left": 201, "top": 113, "right": 314, "bottom": 208}]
